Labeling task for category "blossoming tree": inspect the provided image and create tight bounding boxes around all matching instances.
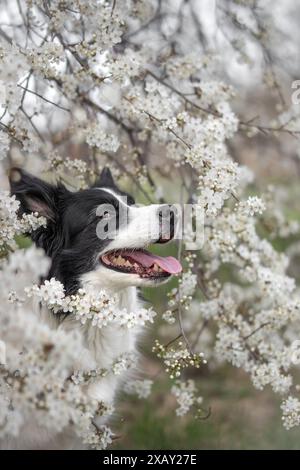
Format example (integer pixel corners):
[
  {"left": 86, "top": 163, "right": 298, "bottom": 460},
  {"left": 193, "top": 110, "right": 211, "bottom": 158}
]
[{"left": 1, "top": 0, "right": 300, "bottom": 448}]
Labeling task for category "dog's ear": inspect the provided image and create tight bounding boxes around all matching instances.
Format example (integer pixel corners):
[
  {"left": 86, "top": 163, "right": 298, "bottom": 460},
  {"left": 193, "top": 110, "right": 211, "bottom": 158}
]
[
  {"left": 93, "top": 167, "right": 115, "bottom": 188},
  {"left": 9, "top": 168, "right": 60, "bottom": 222}
]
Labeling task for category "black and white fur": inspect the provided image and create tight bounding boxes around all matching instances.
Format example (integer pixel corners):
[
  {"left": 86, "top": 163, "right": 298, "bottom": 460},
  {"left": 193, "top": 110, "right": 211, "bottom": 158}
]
[{"left": 7, "top": 167, "right": 175, "bottom": 449}]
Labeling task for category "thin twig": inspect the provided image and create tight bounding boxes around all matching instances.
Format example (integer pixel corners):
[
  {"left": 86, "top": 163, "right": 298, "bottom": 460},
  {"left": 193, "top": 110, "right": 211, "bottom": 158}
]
[
  {"left": 18, "top": 85, "right": 70, "bottom": 112},
  {"left": 146, "top": 69, "right": 221, "bottom": 118}
]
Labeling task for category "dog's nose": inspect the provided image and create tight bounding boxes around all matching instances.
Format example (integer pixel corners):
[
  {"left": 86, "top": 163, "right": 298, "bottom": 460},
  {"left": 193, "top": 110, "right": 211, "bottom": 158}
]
[
  {"left": 157, "top": 204, "right": 175, "bottom": 243},
  {"left": 158, "top": 204, "right": 175, "bottom": 224}
]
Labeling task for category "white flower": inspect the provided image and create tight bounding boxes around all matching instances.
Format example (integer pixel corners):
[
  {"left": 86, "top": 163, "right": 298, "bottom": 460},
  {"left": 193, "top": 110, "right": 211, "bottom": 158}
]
[
  {"left": 112, "top": 352, "right": 137, "bottom": 375},
  {"left": 281, "top": 397, "right": 300, "bottom": 429},
  {"left": 0, "top": 130, "right": 9, "bottom": 160},
  {"left": 239, "top": 197, "right": 266, "bottom": 216},
  {"left": 26, "top": 280, "right": 156, "bottom": 330},
  {"left": 125, "top": 379, "right": 153, "bottom": 399},
  {"left": 0, "top": 192, "right": 46, "bottom": 252},
  {"left": 162, "top": 310, "right": 176, "bottom": 325},
  {"left": 82, "top": 424, "right": 114, "bottom": 450},
  {"left": 171, "top": 380, "right": 203, "bottom": 417},
  {"left": 84, "top": 123, "right": 120, "bottom": 153}
]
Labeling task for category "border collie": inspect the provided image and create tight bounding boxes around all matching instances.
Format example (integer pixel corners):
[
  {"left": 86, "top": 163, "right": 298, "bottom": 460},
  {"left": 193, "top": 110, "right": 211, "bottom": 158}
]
[{"left": 7, "top": 167, "right": 182, "bottom": 449}]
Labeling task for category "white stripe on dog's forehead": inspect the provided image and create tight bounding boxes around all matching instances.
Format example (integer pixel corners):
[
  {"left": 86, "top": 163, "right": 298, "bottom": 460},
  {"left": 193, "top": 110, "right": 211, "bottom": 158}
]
[{"left": 96, "top": 187, "right": 131, "bottom": 207}]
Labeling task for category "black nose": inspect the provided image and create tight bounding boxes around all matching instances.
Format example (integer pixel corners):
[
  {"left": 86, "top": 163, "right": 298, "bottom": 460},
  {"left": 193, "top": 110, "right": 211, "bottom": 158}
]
[{"left": 157, "top": 205, "right": 175, "bottom": 243}]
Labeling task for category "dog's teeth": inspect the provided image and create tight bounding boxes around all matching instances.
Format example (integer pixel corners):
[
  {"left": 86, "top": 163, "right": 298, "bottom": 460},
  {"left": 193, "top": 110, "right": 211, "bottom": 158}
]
[
  {"left": 124, "top": 260, "right": 131, "bottom": 267},
  {"left": 134, "top": 263, "right": 139, "bottom": 268},
  {"left": 117, "top": 256, "right": 124, "bottom": 265},
  {"left": 153, "top": 264, "right": 163, "bottom": 272}
]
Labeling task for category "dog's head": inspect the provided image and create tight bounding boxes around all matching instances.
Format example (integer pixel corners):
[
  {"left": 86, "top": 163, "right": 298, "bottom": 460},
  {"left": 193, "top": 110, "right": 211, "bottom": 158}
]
[{"left": 9, "top": 167, "right": 182, "bottom": 293}]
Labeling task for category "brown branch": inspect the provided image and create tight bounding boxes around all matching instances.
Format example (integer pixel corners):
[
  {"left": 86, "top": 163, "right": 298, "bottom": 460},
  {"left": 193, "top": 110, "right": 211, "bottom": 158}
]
[
  {"left": 243, "top": 322, "right": 271, "bottom": 341},
  {"left": 164, "top": 333, "right": 183, "bottom": 349},
  {"left": 18, "top": 85, "right": 71, "bottom": 112},
  {"left": 146, "top": 69, "right": 221, "bottom": 118},
  {"left": 82, "top": 96, "right": 135, "bottom": 134},
  {"left": 239, "top": 120, "right": 300, "bottom": 139}
]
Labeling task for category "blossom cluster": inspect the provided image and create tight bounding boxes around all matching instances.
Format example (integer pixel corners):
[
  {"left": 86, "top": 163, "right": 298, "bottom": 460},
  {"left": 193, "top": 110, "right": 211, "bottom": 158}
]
[
  {"left": 0, "top": 0, "right": 300, "bottom": 447},
  {"left": 26, "top": 278, "right": 156, "bottom": 329},
  {"left": 0, "top": 191, "right": 46, "bottom": 255},
  {"left": 0, "top": 248, "right": 114, "bottom": 449},
  {"left": 153, "top": 340, "right": 207, "bottom": 380},
  {"left": 171, "top": 380, "right": 203, "bottom": 417},
  {"left": 125, "top": 379, "right": 153, "bottom": 400}
]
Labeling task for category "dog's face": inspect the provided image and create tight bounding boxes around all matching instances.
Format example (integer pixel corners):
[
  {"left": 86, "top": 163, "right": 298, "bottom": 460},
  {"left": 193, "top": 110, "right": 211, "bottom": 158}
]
[{"left": 10, "top": 168, "right": 182, "bottom": 293}]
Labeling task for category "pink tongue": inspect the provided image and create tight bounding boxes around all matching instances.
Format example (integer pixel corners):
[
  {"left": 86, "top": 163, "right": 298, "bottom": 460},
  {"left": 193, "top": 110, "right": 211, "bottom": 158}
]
[{"left": 127, "top": 250, "right": 182, "bottom": 274}]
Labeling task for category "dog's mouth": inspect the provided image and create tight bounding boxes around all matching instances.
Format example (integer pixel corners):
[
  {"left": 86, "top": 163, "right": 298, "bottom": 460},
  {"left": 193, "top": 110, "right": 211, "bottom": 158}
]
[{"left": 100, "top": 249, "right": 182, "bottom": 279}]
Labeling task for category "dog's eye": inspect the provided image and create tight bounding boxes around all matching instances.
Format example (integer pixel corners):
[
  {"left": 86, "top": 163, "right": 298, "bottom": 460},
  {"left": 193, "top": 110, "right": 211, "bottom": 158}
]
[
  {"left": 95, "top": 204, "right": 116, "bottom": 222},
  {"left": 100, "top": 210, "right": 115, "bottom": 220}
]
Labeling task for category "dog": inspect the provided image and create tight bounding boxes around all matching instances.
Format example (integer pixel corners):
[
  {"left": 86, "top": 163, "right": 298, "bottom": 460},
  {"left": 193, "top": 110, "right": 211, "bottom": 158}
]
[{"left": 6, "top": 167, "right": 182, "bottom": 449}]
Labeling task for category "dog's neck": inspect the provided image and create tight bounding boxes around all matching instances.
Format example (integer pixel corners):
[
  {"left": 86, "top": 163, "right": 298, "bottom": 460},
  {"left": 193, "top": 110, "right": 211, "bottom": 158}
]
[
  {"left": 70, "top": 282, "right": 141, "bottom": 404},
  {"left": 118, "top": 285, "right": 139, "bottom": 311}
]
